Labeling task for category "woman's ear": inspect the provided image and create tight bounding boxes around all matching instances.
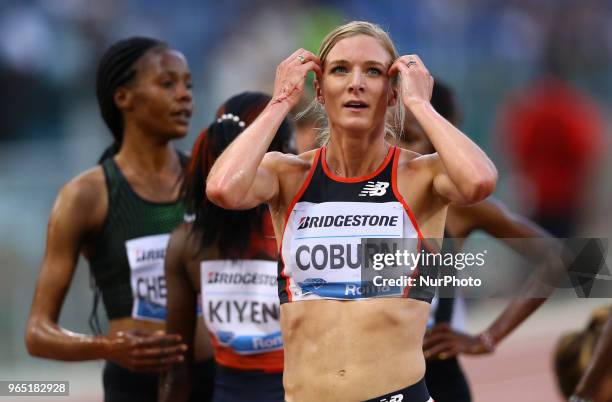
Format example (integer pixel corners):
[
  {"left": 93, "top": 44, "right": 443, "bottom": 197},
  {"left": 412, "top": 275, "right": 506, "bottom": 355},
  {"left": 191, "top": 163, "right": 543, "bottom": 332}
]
[
  {"left": 114, "top": 87, "right": 134, "bottom": 111},
  {"left": 314, "top": 79, "right": 325, "bottom": 104}
]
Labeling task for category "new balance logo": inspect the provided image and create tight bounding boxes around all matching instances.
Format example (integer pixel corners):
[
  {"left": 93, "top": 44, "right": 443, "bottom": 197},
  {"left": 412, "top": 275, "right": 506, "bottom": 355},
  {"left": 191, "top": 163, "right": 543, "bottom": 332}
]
[
  {"left": 378, "top": 394, "right": 403, "bottom": 402},
  {"left": 359, "top": 181, "right": 389, "bottom": 197}
]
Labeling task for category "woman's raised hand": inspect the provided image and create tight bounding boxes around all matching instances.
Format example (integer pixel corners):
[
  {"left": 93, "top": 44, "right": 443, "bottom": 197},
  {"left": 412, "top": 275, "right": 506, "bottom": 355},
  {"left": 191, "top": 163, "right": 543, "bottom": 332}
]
[
  {"left": 272, "top": 49, "right": 321, "bottom": 109},
  {"left": 388, "top": 54, "right": 434, "bottom": 110}
]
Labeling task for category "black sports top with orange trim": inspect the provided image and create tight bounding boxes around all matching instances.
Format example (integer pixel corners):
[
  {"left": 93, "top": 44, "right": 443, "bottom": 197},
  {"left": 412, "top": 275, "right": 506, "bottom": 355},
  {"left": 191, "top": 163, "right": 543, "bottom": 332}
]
[{"left": 278, "top": 146, "right": 435, "bottom": 305}]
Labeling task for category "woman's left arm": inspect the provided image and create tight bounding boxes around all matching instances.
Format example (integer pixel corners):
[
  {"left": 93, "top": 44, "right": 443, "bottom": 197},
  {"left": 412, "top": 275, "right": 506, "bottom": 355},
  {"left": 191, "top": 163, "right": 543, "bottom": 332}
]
[
  {"left": 159, "top": 225, "right": 198, "bottom": 402},
  {"left": 390, "top": 55, "right": 497, "bottom": 204}
]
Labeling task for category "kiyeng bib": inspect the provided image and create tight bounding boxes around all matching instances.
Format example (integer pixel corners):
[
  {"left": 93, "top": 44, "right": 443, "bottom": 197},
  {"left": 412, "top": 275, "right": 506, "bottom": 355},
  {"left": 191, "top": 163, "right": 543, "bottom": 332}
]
[{"left": 200, "top": 260, "right": 282, "bottom": 355}]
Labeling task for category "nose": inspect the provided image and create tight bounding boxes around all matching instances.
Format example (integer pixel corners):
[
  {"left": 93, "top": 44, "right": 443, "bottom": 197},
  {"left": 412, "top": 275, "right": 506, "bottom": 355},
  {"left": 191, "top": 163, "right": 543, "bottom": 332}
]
[
  {"left": 176, "top": 82, "right": 192, "bottom": 102},
  {"left": 348, "top": 69, "right": 364, "bottom": 92}
]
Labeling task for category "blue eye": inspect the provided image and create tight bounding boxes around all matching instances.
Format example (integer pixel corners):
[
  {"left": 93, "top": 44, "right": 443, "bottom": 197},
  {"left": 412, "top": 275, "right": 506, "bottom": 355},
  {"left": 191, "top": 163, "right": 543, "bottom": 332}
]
[
  {"left": 367, "top": 68, "right": 382, "bottom": 76},
  {"left": 331, "top": 66, "right": 347, "bottom": 74}
]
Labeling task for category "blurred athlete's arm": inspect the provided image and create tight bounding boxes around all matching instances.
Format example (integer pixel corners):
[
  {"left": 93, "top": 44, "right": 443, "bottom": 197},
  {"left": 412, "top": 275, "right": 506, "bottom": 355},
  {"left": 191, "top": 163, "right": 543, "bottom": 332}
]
[
  {"left": 424, "top": 197, "right": 555, "bottom": 359},
  {"left": 25, "top": 169, "right": 185, "bottom": 371},
  {"left": 207, "top": 49, "right": 321, "bottom": 211},
  {"left": 160, "top": 225, "right": 198, "bottom": 402},
  {"left": 573, "top": 307, "right": 612, "bottom": 400},
  {"left": 449, "top": 197, "right": 551, "bottom": 240}
]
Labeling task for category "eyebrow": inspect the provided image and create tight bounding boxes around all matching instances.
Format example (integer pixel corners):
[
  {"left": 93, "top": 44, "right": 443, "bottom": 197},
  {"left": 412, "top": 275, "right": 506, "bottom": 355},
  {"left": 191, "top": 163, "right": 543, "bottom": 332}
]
[
  {"left": 327, "top": 59, "right": 389, "bottom": 68},
  {"left": 158, "top": 70, "right": 192, "bottom": 79}
]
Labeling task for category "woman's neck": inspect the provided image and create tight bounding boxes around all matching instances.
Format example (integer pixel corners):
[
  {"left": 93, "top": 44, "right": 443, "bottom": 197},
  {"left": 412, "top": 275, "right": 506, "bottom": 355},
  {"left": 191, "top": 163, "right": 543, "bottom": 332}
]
[
  {"left": 115, "top": 127, "right": 180, "bottom": 175},
  {"left": 325, "top": 125, "right": 389, "bottom": 178}
]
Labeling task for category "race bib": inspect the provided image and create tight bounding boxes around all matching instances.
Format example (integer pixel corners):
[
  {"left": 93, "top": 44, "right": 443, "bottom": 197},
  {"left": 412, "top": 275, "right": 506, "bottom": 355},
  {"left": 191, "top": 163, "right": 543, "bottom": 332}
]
[
  {"left": 201, "top": 260, "right": 282, "bottom": 355},
  {"left": 125, "top": 234, "right": 170, "bottom": 321}
]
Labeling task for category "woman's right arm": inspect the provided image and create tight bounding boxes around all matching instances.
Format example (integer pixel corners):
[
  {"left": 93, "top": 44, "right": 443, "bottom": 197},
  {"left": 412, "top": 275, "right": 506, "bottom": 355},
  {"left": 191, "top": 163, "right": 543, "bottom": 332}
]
[
  {"left": 424, "top": 198, "right": 555, "bottom": 360},
  {"left": 207, "top": 49, "right": 321, "bottom": 210},
  {"left": 26, "top": 172, "right": 110, "bottom": 360},
  {"left": 25, "top": 171, "right": 185, "bottom": 372}
]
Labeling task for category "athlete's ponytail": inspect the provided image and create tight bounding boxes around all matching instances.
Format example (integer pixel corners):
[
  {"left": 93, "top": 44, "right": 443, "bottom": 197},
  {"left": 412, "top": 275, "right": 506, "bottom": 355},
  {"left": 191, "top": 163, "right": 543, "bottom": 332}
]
[
  {"left": 554, "top": 305, "right": 610, "bottom": 398},
  {"left": 183, "top": 92, "right": 294, "bottom": 258},
  {"left": 95, "top": 37, "right": 167, "bottom": 163}
]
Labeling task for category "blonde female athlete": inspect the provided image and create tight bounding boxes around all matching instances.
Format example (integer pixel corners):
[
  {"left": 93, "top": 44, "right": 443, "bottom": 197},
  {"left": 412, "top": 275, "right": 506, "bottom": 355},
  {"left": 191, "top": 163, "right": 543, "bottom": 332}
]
[{"left": 207, "top": 21, "right": 497, "bottom": 402}]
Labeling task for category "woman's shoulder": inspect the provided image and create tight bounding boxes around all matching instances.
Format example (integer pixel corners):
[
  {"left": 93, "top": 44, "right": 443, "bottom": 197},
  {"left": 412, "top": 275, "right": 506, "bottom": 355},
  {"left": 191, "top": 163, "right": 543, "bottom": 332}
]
[
  {"left": 394, "top": 148, "right": 445, "bottom": 190},
  {"left": 167, "top": 222, "right": 193, "bottom": 255},
  {"left": 48, "top": 166, "right": 108, "bottom": 237},
  {"left": 396, "top": 147, "right": 438, "bottom": 170},
  {"left": 168, "top": 223, "right": 219, "bottom": 263},
  {"left": 58, "top": 166, "right": 106, "bottom": 207},
  {"left": 266, "top": 149, "right": 319, "bottom": 212},
  {"left": 266, "top": 149, "right": 318, "bottom": 173},
  {"left": 169, "top": 222, "right": 196, "bottom": 248}
]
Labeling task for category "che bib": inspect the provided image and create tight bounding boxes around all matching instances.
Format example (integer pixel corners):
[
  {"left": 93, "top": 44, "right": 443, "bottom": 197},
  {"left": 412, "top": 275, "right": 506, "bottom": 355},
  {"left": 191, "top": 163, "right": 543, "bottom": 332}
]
[{"left": 125, "top": 234, "right": 170, "bottom": 321}]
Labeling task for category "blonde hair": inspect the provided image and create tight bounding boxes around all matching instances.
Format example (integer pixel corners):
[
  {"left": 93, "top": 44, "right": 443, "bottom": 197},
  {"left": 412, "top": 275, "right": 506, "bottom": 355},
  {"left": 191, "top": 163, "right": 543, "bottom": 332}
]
[{"left": 296, "top": 21, "right": 404, "bottom": 146}]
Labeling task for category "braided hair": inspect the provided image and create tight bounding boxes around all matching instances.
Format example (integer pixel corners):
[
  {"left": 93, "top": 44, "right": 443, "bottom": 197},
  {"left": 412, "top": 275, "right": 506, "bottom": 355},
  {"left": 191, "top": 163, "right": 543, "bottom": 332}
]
[
  {"left": 183, "top": 92, "right": 294, "bottom": 258},
  {"left": 95, "top": 37, "right": 167, "bottom": 163}
]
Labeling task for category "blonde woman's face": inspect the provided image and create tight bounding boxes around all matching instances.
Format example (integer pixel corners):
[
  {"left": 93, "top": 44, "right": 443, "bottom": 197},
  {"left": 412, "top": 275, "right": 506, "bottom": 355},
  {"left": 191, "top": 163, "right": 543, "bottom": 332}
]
[{"left": 319, "top": 35, "right": 394, "bottom": 135}]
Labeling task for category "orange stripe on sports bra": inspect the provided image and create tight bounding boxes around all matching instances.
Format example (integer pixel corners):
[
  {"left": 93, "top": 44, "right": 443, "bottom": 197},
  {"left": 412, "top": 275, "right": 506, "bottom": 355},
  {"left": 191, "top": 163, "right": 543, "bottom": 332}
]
[
  {"left": 278, "top": 149, "right": 321, "bottom": 302},
  {"left": 321, "top": 145, "right": 395, "bottom": 183}
]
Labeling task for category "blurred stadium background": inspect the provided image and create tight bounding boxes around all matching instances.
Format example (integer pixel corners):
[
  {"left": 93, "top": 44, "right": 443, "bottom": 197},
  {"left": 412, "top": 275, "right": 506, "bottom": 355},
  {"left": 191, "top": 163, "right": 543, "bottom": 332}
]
[{"left": 0, "top": 1, "right": 610, "bottom": 401}]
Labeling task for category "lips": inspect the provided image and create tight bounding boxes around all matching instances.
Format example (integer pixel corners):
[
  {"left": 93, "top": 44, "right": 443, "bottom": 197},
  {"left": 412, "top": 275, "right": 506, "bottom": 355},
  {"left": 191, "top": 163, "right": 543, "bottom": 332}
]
[
  {"left": 343, "top": 100, "right": 369, "bottom": 109},
  {"left": 170, "top": 108, "right": 192, "bottom": 124}
]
